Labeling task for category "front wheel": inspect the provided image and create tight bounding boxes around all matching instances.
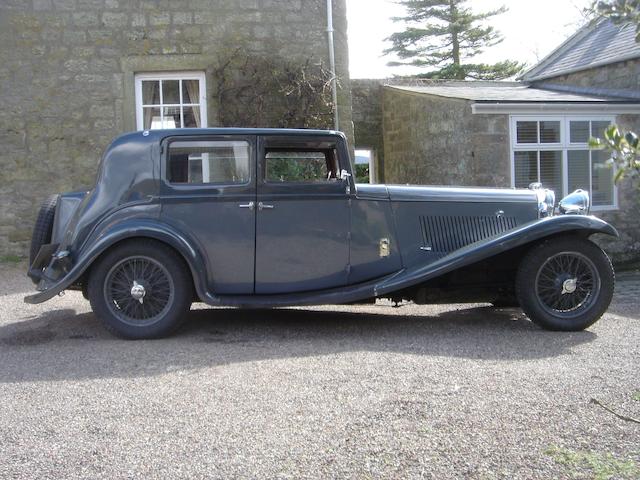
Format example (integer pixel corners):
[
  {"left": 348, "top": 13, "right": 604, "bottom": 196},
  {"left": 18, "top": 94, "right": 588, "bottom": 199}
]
[
  {"left": 87, "top": 240, "right": 192, "bottom": 339},
  {"left": 516, "top": 237, "right": 614, "bottom": 331}
]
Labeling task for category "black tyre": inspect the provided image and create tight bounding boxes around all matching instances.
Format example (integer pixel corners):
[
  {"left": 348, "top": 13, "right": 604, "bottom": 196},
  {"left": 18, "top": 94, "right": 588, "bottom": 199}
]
[
  {"left": 516, "top": 237, "right": 614, "bottom": 331},
  {"left": 29, "top": 194, "right": 59, "bottom": 266},
  {"left": 87, "top": 240, "right": 192, "bottom": 339}
]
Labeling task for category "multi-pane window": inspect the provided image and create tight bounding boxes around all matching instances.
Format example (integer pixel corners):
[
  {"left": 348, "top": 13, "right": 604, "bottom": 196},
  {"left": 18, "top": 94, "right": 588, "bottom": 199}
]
[
  {"left": 135, "top": 72, "right": 206, "bottom": 130},
  {"left": 167, "top": 140, "right": 250, "bottom": 185},
  {"left": 511, "top": 117, "right": 616, "bottom": 209}
]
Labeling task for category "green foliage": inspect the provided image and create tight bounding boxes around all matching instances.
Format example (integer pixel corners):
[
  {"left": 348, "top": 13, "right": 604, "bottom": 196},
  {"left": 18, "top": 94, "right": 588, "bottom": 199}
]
[
  {"left": 384, "top": 0, "right": 525, "bottom": 79},
  {"left": 595, "top": 0, "right": 640, "bottom": 40},
  {"left": 355, "top": 164, "right": 370, "bottom": 183},
  {"left": 590, "top": 125, "right": 640, "bottom": 183},
  {"left": 633, "top": 390, "right": 640, "bottom": 401},
  {"left": 212, "top": 47, "right": 335, "bottom": 129},
  {"left": 0, "top": 254, "right": 23, "bottom": 264},
  {"left": 266, "top": 155, "right": 327, "bottom": 183},
  {"left": 545, "top": 445, "right": 640, "bottom": 480}
]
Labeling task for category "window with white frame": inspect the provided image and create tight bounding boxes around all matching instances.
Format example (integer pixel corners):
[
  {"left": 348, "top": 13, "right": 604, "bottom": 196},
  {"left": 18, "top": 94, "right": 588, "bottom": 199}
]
[
  {"left": 135, "top": 72, "right": 207, "bottom": 130},
  {"left": 510, "top": 116, "right": 616, "bottom": 210}
]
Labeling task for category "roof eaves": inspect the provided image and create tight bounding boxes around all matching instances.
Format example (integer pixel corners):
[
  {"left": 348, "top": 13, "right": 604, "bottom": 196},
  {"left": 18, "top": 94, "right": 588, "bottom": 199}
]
[
  {"left": 384, "top": 85, "right": 471, "bottom": 100},
  {"left": 534, "top": 82, "right": 640, "bottom": 101},
  {"left": 523, "top": 51, "right": 640, "bottom": 82}
]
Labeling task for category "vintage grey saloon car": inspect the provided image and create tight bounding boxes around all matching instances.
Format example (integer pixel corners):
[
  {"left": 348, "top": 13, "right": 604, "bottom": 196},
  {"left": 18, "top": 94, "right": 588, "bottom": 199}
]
[{"left": 26, "top": 128, "right": 616, "bottom": 339}]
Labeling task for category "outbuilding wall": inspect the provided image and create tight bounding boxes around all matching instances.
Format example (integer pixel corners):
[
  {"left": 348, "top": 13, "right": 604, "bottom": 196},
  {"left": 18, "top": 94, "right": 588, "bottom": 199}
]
[
  {"left": 0, "top": 0, "right": 352, "bottom": 256},
  {"left": 382, "top": 88, "right": 511, "bottom": 188}
]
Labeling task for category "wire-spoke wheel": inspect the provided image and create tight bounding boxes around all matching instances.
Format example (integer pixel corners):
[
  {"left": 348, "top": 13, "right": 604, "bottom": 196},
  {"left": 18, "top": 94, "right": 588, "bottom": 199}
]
[
  {"left": 88, "top": 240, "right": 192, "bottom": 339},
  {"left": 516, "top": 237, "right": 614, "bottom": 331},
  {"left": 535, "top": 252, "right": 599, "bottom": 318},
  {"left": 104, "top": 256, "right": 175, "bottom": 327}
]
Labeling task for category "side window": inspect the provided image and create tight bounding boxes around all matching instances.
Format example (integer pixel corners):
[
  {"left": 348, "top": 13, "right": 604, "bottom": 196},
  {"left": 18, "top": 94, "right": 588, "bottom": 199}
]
[
  {"left": 265, "top": 149, "right": 339, "bottom": 183},
  {"left": 168, "top": 140, "right": 250, "bottom": 185}
]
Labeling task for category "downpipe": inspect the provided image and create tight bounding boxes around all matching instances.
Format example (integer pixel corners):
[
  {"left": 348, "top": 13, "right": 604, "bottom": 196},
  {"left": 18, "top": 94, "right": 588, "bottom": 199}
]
[{"left": 326, "top": 0, "right": 339, "bottom": 130}]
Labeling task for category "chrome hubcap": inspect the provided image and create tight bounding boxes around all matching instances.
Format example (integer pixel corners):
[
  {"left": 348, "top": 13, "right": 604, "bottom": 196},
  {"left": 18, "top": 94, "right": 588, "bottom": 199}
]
[
  {"left": 561, "top": 278, "right": 578, "bottom": 295},
  {"left": 130, "top": 280, "right": 146, "bottom": 304}
]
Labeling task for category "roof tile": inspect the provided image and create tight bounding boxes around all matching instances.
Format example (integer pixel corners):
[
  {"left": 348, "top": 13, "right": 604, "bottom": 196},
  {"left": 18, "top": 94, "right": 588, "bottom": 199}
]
[{"left": 520, "top": 19, "right": 640, "bottom": 82}]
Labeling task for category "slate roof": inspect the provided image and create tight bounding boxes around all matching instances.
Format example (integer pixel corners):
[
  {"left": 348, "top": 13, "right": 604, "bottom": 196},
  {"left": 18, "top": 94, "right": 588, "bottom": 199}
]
[
  {"left": 520, "top": 18, "right": 640, "bottom": 82},
  {"left": 387, "top": 82, "right": 638, "bottom": 103}
]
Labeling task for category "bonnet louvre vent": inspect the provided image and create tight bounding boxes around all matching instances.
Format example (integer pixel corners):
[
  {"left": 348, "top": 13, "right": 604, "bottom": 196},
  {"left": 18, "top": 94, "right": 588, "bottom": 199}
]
[{"left": 419, "top": 215, "right": 518, "bottom": 253}]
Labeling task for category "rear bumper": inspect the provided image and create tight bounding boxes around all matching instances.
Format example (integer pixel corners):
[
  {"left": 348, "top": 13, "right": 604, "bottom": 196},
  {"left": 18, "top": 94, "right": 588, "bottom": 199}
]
[
  {"left": 27, "top": 243, "right": 59, "bottom": 284},
  {"left": 25, "top": 244, "right": 75, "bottom": 304}
]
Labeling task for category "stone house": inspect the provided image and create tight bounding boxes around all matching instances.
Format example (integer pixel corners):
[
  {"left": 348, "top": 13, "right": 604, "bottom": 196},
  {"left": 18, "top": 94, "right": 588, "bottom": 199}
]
[
  {"left": 352, "top": 19, "right": 640, "bottom": 264},
  {"left": 0, "top": 0, "right": 352, "bottom": 256}
]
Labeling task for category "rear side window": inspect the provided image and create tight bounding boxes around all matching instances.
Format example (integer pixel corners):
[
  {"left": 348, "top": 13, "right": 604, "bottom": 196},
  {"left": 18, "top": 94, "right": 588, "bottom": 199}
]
[
  {"left": 168, "top": 140, "right": 250, "bottom": 184},
  {"left": 265, "top": 149, "right": 338, "bottom": 183}
]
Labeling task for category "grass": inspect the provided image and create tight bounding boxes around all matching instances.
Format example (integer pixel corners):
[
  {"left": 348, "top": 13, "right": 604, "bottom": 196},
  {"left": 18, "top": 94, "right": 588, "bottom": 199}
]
[
  {"left": 0, "top": 254, "right": 23, "bottom": 264},
  {"left": 633, "top": 391, "right": 640, "bottom": 402},
  {"left": 545, "top": 445, "right": 639, "bottom": 480}
]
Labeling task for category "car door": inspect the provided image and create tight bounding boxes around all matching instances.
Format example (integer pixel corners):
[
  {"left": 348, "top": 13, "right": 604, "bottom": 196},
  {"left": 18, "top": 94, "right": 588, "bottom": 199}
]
[
  {"left": 160, "top": 135, "right": 256, "bottom": 294},
  {"left": 255, "top": 135, "right": 351, "bottom": 294}
]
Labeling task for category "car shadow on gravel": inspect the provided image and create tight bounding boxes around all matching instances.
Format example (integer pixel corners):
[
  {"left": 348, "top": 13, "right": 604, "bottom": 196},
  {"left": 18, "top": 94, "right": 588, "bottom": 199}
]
[{"left": 0, "top": 304, "right": 596, "bottom": 383}]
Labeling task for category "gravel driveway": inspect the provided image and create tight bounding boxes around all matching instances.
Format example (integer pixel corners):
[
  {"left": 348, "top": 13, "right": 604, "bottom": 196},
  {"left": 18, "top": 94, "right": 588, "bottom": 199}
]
[{"left": 1, "top": 262, "right": 638, "bottom": 479}]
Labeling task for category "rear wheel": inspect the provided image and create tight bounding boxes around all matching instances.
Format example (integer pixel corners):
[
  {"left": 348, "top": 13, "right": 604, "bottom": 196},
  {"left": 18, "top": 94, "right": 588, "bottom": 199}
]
[
  {"left": 516, "top": 237, "right": 614, "bottom": 331},
  {"left": 87, "top": 240, "right": 192, "bottom": 339}
]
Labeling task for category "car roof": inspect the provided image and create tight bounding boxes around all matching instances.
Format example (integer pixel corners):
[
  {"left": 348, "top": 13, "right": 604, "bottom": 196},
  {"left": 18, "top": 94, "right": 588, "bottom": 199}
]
[{"left": 114, "top": 127, "right": 345, "bottom": 145}]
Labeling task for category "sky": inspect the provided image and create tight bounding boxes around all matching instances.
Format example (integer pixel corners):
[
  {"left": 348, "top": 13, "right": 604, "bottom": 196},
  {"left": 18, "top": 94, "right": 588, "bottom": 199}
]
[{"left": 346, "top": 0, "right": 593, "bottom": 79}]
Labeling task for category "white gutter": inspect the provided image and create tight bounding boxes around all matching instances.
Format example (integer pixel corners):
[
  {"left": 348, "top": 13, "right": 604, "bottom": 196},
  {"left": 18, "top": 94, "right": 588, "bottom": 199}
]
[
  {"left": 472, "top": 103, "right": 640, "bottom": 115},
  {"left": 326, "top": 0, "right": 339, "bottom": 130}
]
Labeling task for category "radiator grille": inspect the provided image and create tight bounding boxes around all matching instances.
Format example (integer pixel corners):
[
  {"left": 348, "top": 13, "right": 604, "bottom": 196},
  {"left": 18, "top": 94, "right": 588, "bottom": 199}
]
[{"left": 419, "top": 215, "right": 518, "bottom": 253}]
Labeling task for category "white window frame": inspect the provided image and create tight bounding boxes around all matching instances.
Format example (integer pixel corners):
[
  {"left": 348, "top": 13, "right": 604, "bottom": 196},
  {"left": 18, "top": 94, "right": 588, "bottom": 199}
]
[
  {"left": 509, "top": 115, "right": 618, "bottom": 211},
  {"left": 134, "top": 71, "right": 207, "bottom": 131}
]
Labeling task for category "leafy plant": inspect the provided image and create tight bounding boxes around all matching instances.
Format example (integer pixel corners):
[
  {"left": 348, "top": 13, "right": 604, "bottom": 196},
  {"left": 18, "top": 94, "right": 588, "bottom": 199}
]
[
  {"left": 355, "top": 164, "right": 370, "bottom": 183},
  {"left": 212, "top": 47, "right": 335, "bottom": 129},
  {"left": 384, "top": 0, "right": 525, "bottom": 79},
  {"left": 590, "top": 125, "right": 640, "bottom": 183}
]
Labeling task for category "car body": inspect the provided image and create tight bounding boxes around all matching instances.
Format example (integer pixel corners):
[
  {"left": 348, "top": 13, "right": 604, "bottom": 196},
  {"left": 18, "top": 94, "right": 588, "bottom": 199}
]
[{"left": 26, "top": 128, "right": 617, "bottom": 338}]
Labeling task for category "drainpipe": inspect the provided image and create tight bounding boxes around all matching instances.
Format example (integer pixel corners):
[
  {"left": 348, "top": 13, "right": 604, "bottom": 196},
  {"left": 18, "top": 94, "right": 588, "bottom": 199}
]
[{"left": 326, "top": 0, "right": 339, "bottom": 131}]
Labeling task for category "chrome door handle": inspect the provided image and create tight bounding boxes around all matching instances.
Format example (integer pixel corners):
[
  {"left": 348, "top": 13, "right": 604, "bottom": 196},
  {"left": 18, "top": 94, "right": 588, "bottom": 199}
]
[
  {"left": 258, "top": 202, "right": 274, "bottom": 211},
  {"left": 239, "top": 202, "right": 255, "bottom": 211}
]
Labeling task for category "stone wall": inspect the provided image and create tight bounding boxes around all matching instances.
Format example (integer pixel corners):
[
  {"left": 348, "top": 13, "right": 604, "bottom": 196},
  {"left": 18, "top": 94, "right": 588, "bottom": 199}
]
[
  {"left": 351, "top": 79, "right": 385, "bottom": 181},
  {"left": 0, "top": 0, "right": 352, "bottom": 256},
  {"left": 536, "top": 59, "right": 640, "bottom": 90},
  {"left": 382, "top": 87, "right": 510, "bottom": 187}
]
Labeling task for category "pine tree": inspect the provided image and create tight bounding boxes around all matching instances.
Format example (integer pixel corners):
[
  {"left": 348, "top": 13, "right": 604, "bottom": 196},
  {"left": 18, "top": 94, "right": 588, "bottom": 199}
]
[
  {"left": 384, "top": 0, "right": 525, "bottom": 80},
  {"left": 595, "top": 0, "right": 640, "bottom": 40}
]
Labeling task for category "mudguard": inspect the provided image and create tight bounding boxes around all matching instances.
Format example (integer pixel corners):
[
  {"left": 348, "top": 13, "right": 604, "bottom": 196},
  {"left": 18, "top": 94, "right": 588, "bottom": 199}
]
[
  {"left": 24, "top": 218, "right": 210, "bottom": 304},
  {"left": 374, "top": 214, "right": 618, "bottom": 295}
]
